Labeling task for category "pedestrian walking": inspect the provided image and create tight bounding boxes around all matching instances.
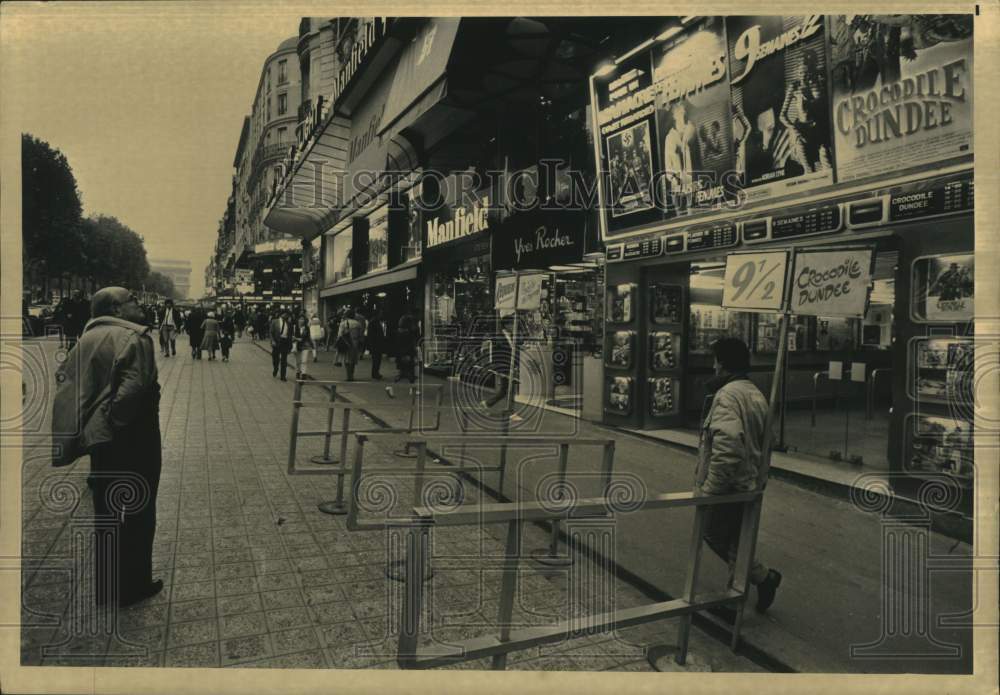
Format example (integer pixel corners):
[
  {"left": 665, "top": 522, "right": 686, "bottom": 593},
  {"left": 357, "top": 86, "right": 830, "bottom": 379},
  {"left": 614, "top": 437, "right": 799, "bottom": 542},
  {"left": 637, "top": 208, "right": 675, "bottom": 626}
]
[
  {"left": 394, "top": 311, "right": 419, "bottom": 384},
  {"left": 696, "top": 337, "right": 781, "bottom": 618},
  {"left": 325, "top": 312, "right": 339, "bottom": 355},
  {"left": 480, "top": 315, "right": 521, "bottom": 420},
  {"left": 159, "top": 299, "right": 178, "bottom": 357},
  {"left": 255, "top": 308, "right": 269, "bottom": 345},
  {"left": 366, "top": 308, "right": 388, "bottom": 380},
  {"left": 220, "top": 332, "right": 233, "bottom": 362},
  {"left": 51, "top": 287, "right": 164, "bottom": 608},
  {"left": 200, "top": 312, "right": 220, "bottom": 360},
  {"left": 308, "top": 313, "right": 324, "bottom": 362},
  {"left": 234, "top": 308, "right": 246, "bottom": 338},
  {"left": 292, "top": 314, "right": 315, "bottom": 378},
  {"left": 270, "top": 309, "right": 293, "bottom": 380},
  {"left": 187, "top": 305, "right": 205, "bottom": 359},
  {"left": 336, "top": 308, "right": 364, "bottom": 381}
]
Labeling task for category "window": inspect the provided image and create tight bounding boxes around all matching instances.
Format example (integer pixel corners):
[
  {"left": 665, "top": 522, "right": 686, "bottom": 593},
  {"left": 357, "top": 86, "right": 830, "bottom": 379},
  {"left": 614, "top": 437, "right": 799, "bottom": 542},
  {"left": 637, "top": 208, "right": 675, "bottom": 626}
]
[
  {"left": 277, "top": 127, "right": 287, "bottom": 144},
  {"left": 267, "top": 97, "right": 271, "bottom": 121},
  {"left": 278, "top": 60, "right": 288, "bottom": 84},
  {"left": 266, "top": 69, "right": 271, "bottom": 93},
  {"left": 278, "top": 93, "right": 287, "bottom": 116}
]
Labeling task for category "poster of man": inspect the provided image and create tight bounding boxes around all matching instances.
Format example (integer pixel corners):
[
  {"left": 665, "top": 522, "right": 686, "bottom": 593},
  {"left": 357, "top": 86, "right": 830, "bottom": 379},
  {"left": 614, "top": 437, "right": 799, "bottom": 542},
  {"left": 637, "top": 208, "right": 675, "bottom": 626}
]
[
  {"left": 926, "top": 253, "right": 974, "bottom": 320},
  {"left": 727, "top": 15, "right": 834, "bottom": 203},
  {"left": 606, "top": 376, "right": 634, "bottom": 414},
  {"left": 607, "top": 330, "right": 635, "bottom": 368},
  {"left": 593, "top": 52, "right": 663, "bottom": 235},
  {"left": 829, "top": 14, "right": 973, "bottom": 182},
  {"left": 653, "top": 16, "right": 735, "bottom": 216},
  {"left": 606, "top": 121, "right": 656, "bottom": 217}
]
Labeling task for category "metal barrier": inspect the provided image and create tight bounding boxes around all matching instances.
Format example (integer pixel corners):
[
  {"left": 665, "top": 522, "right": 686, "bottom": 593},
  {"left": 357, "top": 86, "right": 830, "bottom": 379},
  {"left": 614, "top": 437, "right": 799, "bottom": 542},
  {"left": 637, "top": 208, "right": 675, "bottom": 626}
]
[
  {"left": 285, "top": 381, "right": 446, "bottom": 516},
  {"left": 395, "top": 487, "right": 764, "bottom": 670}
]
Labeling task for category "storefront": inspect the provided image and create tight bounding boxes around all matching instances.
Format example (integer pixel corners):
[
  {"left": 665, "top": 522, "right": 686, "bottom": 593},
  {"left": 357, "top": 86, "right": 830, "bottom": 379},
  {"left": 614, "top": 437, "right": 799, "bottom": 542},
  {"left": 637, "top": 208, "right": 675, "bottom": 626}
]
[
  {"left": 492, "top": 207, "right": 605, "bottom": 410},
  {"left": 591, "top": 15, "right": 974, "bottom": 509},
  {"left": 421, "top": 184, "right": 497, "bottom": 375}
]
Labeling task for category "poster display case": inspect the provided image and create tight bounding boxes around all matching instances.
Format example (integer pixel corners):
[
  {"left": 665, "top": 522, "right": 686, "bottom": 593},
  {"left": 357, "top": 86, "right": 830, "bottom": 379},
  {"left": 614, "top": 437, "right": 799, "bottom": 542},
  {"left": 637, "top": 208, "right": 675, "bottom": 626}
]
[
  {"left": 910, "top": 337, "right": 974, "bottom": 404},
  {"left": 607, "top": 283, "right": 636, "bottom": 323},
  {"left": 911, "top": 253, "right": 974, "bottom": 323},
  {"left": 606, "top": 376, "right": 634, "bottom": 415},
  {"left": 649, "top": 332, "right": 678, "bottom": 371},
  {"left": 649, "top": 377, "right": 679, "bottom": 417},
  {"left": 606, "top": 330, "right": 635, "bottom": 369}
]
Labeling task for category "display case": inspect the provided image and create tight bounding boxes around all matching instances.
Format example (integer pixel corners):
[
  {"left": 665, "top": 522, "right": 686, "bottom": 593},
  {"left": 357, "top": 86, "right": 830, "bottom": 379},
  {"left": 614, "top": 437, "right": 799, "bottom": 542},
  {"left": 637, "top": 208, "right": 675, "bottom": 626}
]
[
  {"left": 607, "top": 283, "right": 636, "bottom": 323},
  {"left": 910, "top": 337, "right": 974, "bottom": 404},
  {"left": 606, "top": 330, "right": 635, "bottom": 369},
  {"left": 649, "top": 331, "right": 678, "bottom": 371},
  {"left": 905, "top": 413, "right": 974, "bottom": 481},
  {"left": 648, "top": 377, "right": 679, "bottom": 416},
  {"left": 649, "top": 283, "right": 683, "bottom": 325},
  {"left": 911, "top": 253, "right": 974, "bottom": 323},
  {"left": 606, "top": 376, "right": 634, "bottom": 415}
]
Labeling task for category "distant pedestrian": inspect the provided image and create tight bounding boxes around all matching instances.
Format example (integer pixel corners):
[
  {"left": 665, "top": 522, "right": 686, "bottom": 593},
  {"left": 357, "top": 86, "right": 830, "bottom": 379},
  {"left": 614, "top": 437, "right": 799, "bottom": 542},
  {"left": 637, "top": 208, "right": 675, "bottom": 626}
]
[
  {"left": 220, "top": 332, "right": 232, "bottom": 362},
  {"left": 270, "top": 309, "right": 292, "bottom": 380},
  {"left": 308, "top": 313, "right": 324, "bottom": 363},
  {"left": 201, "top": 312, "right": 220, "bottom": 360},
  {"left": 394, "top": 311, "right": 418, "bottom": 384},
  {"left": 325, "top": 312, "right": 339, "bottom": 355},
  {"left": 696, "top": 338, "right": 781, "bottom": 617},
  {"left": 159, "top": 299, "right": 178, "bottom": 357},
  {"left": 292, "top": 314, "right": 314, "bottom": 378},
  {"left": 366, "top": 308, "right": 388, "bottom": 380},
  {"left": 187, "top": 305, "right": 205, "bottom": 359},
  {"left": 336, "top": 308, "right": 364, "bottom": 382},
  {"left": 51, "top": 286, "right": 163, "bottom": 608},
  {"left": 234, "top": 308, "right": 246, "bottom": 338}
]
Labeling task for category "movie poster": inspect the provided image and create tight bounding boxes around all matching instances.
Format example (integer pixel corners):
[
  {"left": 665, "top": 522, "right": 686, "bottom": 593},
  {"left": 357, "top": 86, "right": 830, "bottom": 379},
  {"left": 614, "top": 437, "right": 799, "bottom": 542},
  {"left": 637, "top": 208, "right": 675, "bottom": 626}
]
[
  {"left": 649, "top": 332, "right": 677, "bottom": 370},
  {"left": 926, "top": 253, "right": 974, "bottom": 321},
  {"left": 649, "top": 377, "right": 677, "bottom": 416},
  {"left": 606, "top": 331, "right": 635, "bottom": 369},
  {"left": 726, "top": 16, "right": 835, "bottom": 203},
  {"left": 593, "top": 53, "right": 662, "bottom": 236},
  {"left": 606, "top": 376, "right": 634, "bottom": 414},
  {"left": 829, "top": 15, "right": 973, "bottom": 183},
  {"left": 910, "top": 414, "right": 973, "bottom": 478},
  {"left": 649, "top": 283, "right": 683, "bottom": 324},
  {"left": 652, "top": 17, "right": 737, "bottom": 217},
  {"left": 607, "top": 283, "right": 635, "bottom": 323}
]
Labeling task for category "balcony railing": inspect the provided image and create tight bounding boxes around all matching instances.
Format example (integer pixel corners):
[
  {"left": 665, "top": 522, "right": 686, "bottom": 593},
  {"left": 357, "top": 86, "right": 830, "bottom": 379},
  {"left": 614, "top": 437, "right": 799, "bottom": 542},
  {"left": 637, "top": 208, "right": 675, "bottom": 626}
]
[{"left": 249, "top": 142, "right": 288, "bottom": 187}]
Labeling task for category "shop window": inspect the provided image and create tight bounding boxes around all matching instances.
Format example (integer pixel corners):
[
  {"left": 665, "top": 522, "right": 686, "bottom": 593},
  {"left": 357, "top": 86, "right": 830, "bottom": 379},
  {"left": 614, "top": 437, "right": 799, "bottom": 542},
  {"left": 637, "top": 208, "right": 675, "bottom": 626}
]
[
  {"left": 425, "top": 256, "right": 493, "bottom": 370},
  {"left": 688, "top": 263, "right": 751, "bottom": 354},
  {"left": 367, "top": 209, "right": 389, "bottom": 274},
  {"left": 332, "top": 230, "right": 353, "bottom": 283}
]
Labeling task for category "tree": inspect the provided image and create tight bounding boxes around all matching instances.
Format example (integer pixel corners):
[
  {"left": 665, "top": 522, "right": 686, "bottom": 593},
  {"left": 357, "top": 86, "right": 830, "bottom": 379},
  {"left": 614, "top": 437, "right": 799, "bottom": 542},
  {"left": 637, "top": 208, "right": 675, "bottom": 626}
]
[
  {"left": 80, "top": 215, "right": 150, "bottom": 289},
  {"left": 145, "top": 271, "right": 176, "bottom": 299},
  {"left": 21, "top": 133, "right": 85, "bottom": 283}
]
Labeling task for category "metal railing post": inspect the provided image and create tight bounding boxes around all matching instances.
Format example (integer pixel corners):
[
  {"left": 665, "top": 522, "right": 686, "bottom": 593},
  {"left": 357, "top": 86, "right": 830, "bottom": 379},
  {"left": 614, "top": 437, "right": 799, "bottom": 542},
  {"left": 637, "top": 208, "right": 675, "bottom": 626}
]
[
  {"left": 286, "top": 379, "right": 304, "bottom": 475},
  {"left": 311, "top": 384, "right": 339, "bottom": 464},
  {"left": 394, "top": 387, "right": 420, "bottom": 458},
  {"left": 492, "top": 518, "right": 522, "bottom": 671},
  {"left": 675, "top": 503, "right": 707, "bottom": 665},
  {"left": 318, "top": 407, "right": 352, "bottom": 516}
]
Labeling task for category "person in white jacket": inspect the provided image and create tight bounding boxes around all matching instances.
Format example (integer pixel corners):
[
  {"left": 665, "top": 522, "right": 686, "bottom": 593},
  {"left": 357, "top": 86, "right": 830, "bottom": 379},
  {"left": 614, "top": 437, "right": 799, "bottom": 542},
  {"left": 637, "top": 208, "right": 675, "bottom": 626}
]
[{"left": 696, "top": 337, "right": 781, "bottom": 616}]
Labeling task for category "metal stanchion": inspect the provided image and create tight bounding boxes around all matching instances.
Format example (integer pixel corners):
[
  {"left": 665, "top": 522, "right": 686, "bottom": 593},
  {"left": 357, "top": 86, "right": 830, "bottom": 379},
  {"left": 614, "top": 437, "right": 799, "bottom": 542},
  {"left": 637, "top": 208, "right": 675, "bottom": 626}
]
[
  {"left": 311, "top": 383, "right": 340, "bottom": 465},
  {"left": 387, "top": 441, "right": 434, "bottom": 582},
  {"left": 393, "top": 387, "right": 420, "bottom": 458},
  {"left": 531, "top": 443, "right": 573, "bottom": 567},
  {"left": 317, "top": 407, "right": 352, "bottom": 516}
]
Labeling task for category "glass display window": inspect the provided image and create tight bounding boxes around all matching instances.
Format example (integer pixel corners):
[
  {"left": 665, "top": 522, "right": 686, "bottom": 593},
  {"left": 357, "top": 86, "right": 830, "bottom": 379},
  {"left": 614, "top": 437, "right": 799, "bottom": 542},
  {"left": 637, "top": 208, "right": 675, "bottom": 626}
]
[
  {"left": 911, "top": 253, "right": 974, "bottom": 323},
  {"left": 426, "top": 255, "right": 494, "bottom": 370},
  {"left": 332, "top": 230, "right": 353, "bottom": 283},
  {"left": 649, "top": 331, "right": 678, "bottom": 370},
  {"left": 907, "top": 413, "right": 974, "bottom": 481},
  {"left": 649, "top": 377, "right": 678, "bottom": 416},
  {"left": 606, "top": 376, "right": 634, "bottom": 415},
  {"left": 367, "top": 208, "right": 389, "bottom": 274},
  {"left": 909, "top": 337, "right": 974, "bottom": 405},
  {"left": 607, "top": 283, "right": 635, "bottom": 323},
  {"left": 605, "top": 330, "right": 635, "bottom": 369}
]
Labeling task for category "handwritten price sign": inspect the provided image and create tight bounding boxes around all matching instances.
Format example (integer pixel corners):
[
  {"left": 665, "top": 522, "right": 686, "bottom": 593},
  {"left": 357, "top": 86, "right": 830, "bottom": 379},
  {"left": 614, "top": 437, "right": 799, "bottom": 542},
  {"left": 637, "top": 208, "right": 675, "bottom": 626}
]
[
  {"left": 790, "top": 248, "right": 874, "bottom": 318},
  {"left": 722, "top": 251, "right": 789, "bottom": 312}
]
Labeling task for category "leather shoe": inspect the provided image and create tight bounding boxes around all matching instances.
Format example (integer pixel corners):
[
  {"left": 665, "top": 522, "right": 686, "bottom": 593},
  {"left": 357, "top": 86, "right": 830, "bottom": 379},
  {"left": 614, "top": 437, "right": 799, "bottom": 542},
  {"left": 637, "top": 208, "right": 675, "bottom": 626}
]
[{"left": 755, "top": 570, "right": 782, "bottom": 613}]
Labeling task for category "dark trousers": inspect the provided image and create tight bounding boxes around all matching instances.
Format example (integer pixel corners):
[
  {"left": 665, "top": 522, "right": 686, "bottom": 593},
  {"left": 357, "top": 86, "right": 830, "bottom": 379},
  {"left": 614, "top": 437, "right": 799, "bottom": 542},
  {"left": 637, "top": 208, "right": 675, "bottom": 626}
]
[
  {"left": 371, "top": 350, "right": 382, "bottom": 378},
  {"left": 89, "top": 416, "right": 161, "bottom": 605},
  {"left": 703, "top": 502, "right": 768, "bottom": 586},
  {"left": 485, "top": 374, "right": 509, "bottom": 407},
  {"left": 272, "top": 340, "right": 290, "bottom": 378}
]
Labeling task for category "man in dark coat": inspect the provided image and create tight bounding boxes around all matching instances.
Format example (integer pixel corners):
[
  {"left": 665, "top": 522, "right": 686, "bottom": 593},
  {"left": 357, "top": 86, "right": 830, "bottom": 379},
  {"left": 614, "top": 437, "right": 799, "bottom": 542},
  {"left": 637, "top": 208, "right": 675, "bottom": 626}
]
[
  {"left": 269, "top": 308, "right": 293, "bottom": 380},
  {"left": 186, "top": 305, "right": 205, "bottom": 359},
  {"left": 366, "top": 308, "right": 388, "bottom": 380},
  {"left": 51, "top": 287, "right": 163, "bottom": 608}
]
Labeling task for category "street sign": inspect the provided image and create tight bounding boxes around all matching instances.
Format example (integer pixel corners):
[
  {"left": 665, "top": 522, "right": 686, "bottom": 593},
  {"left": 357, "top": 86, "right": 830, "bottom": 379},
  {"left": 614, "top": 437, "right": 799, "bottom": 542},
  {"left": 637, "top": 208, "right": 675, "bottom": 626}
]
[
  {"left": 495, "top": 276, "right": 517, "bottom": 311},
  {"left": 516, "top": 274, "right": 544, "bottom": 311},
  {"left": 789, "top": 247, "right": 874, "bottom": 318},
  {"left": 722, "top": 251, "right": 789, "bottom": 312}
]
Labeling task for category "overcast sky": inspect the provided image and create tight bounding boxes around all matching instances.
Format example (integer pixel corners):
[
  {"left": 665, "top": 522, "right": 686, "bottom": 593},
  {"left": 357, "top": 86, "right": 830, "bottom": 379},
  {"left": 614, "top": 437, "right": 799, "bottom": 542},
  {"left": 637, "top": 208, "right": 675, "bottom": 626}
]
[{"left": 3, "top": 2, "right": 312, "bottom": 297}]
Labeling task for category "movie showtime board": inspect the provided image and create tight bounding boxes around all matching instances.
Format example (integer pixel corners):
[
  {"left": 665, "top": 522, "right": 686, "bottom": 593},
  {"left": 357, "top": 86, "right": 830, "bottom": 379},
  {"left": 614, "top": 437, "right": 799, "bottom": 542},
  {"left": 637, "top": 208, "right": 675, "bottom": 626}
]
[
  {"left": 589, "top": 15, "right": 974, "bottom": 242},
  {"left": 829, "top": 15, "right": 973, "bottom": 183}
]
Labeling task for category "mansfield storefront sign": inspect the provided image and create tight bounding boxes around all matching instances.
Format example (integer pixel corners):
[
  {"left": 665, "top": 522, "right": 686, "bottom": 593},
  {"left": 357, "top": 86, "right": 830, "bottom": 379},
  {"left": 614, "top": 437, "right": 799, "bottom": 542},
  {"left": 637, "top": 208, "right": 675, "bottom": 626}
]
[
  {"left": 493, "top": 209, "right": 585, "bottom": 270},
  {"left": 589, "top": 15, "right": 973, "bottom": 242},
  {"left": 425, "top": 190, "right": 494, "bottom": 249}
]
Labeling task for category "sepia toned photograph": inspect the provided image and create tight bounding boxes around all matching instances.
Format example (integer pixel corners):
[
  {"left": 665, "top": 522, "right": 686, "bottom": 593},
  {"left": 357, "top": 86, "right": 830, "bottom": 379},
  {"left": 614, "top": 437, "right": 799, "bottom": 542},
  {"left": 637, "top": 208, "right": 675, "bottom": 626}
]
[{"left": 1, "top": 4, "right": 997, "bottom": 694}]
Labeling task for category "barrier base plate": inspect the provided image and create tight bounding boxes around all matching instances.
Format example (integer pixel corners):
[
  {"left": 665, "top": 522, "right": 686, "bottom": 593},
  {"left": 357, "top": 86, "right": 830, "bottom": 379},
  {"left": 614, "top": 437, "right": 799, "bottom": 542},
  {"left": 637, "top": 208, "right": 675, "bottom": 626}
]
[
  {"left": 393, "top": 449, "right": 418, "bottom": 459},
  {"left": 386, "top": 559, "right": 433, "bottom": 582},
  {"left": 310, "top": 455, "right": 339, "bottom": 465},
  {"left": 647, "top": 645, "right": 712, "bottom": 672},
  {"left": 317, "top": 501, "right": 347, "bottom": 515},
  {"left": 529, "top": 547, "right": 574, "bottom": 567}
]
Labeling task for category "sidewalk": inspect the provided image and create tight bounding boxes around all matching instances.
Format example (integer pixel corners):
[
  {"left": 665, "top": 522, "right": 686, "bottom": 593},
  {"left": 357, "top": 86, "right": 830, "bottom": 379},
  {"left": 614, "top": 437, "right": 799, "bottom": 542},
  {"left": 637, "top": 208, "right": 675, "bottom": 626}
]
[
  {"left": 19, "top": 337, "right": 764, "bottom": 672},
  {"left": 257, "top": 340, "right": 976, "bottom": 674}
]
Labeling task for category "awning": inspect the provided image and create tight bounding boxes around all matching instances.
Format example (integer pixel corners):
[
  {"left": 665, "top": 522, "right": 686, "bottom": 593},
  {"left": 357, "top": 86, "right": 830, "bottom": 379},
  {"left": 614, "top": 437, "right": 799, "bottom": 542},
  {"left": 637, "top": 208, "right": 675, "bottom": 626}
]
[
  {"left": 378, "top": 19, "right": 461, "bottom": 136},
  {"left": 319, "top": 263, "right": 418, "bottom": 298}
]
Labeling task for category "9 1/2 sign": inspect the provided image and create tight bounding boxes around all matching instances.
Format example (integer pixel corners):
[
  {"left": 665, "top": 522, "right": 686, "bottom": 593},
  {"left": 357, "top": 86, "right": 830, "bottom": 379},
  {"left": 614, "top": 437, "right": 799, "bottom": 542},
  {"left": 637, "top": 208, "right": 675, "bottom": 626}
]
[{"left": 722, "top": 251, "right": 789, "bottom": 312}]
